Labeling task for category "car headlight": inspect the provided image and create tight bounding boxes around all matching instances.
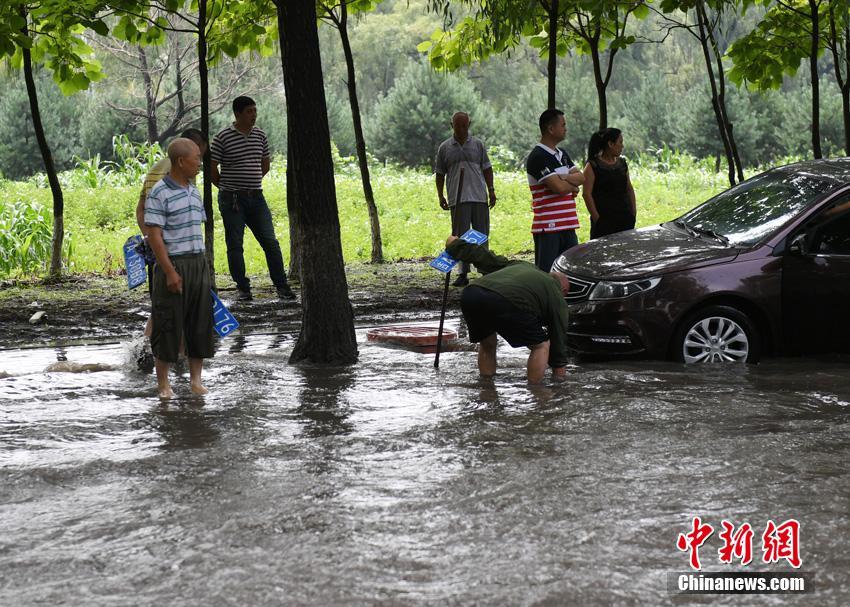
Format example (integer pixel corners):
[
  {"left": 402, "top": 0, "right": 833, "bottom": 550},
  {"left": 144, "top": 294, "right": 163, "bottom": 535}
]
[{"left": 588, "top": 277, "right": 661, "bottom": 301}]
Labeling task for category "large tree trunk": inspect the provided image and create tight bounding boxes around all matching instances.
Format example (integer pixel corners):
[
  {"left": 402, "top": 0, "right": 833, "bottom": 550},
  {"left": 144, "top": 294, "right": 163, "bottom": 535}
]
[
  {"left": 198, "top": 0, "right": 216, "bottom": 287},
  {"left": 547, "top": 0, "right": 558, "bottom": 109},
  {"left": 21, "top": 14, "right": 64, "bottom": 278},
  {"left": 286, "top": 146, "right": 301, "bottom": 283},
  {"left": 696, "top": 3, "right": 736, "bottom": 185},
  {"left": 809, "top": 0, "right": 823, "bottom": 158},
  {"left": 338, "top": 2, "right": 383, "bottom": 263},
  {"left": 277, "top": 0, "right": 358, "bottom": 365}
]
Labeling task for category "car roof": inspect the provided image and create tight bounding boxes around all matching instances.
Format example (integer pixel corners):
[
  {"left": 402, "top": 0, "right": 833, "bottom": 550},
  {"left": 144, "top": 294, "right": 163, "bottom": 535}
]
[{"left": 770, "top": 158, "right": 850, "bottom": 191}]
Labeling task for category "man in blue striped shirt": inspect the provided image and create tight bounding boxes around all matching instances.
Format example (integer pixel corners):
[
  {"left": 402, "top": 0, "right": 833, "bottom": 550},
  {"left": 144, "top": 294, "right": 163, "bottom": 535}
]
[
  {"left": 211, "top": 95, "right": 295, "bottom": 302},
  {"left": 145, "top": 138, "right": 215, "bottom": 399}
]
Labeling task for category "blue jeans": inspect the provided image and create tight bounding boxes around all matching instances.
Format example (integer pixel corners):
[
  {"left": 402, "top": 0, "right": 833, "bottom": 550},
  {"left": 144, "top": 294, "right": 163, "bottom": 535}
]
[
  {"left": 533, "top": 229, "right": 578, "bottom": 272},
  {"left": 218, "top": 189, "right": 288, "bottom": 292}
]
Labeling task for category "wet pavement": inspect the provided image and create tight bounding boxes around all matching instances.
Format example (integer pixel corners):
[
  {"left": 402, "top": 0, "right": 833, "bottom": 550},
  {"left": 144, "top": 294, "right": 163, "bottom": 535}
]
[{"left": 1, "top": 325, "right": 849, "bottom": 605}]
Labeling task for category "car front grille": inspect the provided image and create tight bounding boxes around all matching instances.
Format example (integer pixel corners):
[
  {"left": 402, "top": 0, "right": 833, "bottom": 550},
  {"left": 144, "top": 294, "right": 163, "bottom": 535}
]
[{"left": 565, "top": 274, "right": 596, "bottom": 303}]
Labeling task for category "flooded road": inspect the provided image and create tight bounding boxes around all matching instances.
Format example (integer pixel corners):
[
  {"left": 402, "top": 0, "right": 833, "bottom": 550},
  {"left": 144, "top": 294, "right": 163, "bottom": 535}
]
[{"left": 1, "top": 327, "right": 849, "bottom": 605}]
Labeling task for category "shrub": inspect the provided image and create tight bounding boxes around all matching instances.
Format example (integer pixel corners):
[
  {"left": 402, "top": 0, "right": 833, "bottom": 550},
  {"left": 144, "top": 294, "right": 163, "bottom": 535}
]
[
  {"left": 366, "top": 60, "right": 501, "bottom": 169},
  {"left": 0, "top": 199, "right": 72, "bottom": 276}
]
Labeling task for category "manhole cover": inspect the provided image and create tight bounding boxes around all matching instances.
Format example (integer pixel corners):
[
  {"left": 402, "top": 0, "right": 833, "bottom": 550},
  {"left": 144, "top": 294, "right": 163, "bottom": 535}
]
[{"left": 366, "top": 325, "right": 458, "bottom": 348}]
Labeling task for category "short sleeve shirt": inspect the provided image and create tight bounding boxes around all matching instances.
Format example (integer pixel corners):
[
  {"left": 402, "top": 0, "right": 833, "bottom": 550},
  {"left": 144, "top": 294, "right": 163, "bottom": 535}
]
[
  {"left": 435, "top": 135, "right": 492, "bottom": 206},
  {"left": 210, "top": 125, "right": 270, "bottom": 191},
  {"left": 144, "top": 175, "right": 207, "bottom": 256},
  {"left": 526, "top": 144, "right": 580, "bottom": 233}
]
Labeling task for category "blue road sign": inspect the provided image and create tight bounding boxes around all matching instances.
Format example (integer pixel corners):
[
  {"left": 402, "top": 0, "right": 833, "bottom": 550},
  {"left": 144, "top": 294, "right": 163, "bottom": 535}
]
[
  {"left": 123, "top": 235, "right": 147, "bottom": 290},
  {"left": 211, "top": 290, "right": 239, "bottom": 337},
  {"left": 459, "top": 228, "right": 488, "bottom": 245},
  {"left": 429, "top": 251, "right": 458, "bottom": 274},
  {"left": 429, "top": 229, "right": 489, "bottom": 273}
]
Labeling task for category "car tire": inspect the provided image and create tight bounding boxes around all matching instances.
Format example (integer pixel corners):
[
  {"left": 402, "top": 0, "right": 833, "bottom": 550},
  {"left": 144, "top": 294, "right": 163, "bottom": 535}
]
[{"left": 673, "top": 305, "right": 761, "bottom": 364}]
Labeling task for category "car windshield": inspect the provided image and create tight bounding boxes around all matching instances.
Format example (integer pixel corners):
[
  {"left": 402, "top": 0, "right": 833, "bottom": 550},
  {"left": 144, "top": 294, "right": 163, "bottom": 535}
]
[{"left": 676, "top": 169, "right": 836, "bottom": 246}]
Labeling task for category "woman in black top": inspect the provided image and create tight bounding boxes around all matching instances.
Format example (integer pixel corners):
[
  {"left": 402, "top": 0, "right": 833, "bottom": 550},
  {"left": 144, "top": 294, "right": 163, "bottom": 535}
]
[{"left": 582, "top": 128, "right": 637, "bottom": 239}]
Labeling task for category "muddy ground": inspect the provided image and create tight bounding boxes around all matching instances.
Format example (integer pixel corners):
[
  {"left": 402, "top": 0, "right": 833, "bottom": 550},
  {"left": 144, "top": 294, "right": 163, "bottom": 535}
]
[{"left": 0, "top": 261, "right": 472, "bottom": 348}]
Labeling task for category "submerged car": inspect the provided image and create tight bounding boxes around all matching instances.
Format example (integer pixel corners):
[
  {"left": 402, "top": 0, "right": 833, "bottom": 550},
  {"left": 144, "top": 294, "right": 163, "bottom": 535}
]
[{"left": 553, "top": 158, "right": 850, "bottom": 363}]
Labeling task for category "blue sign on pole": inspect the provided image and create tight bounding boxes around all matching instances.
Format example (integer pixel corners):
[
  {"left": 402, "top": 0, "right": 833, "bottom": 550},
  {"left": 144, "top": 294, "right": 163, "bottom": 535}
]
[
  {"left": 211, "top": 290, "right": 239, "bottom": 337},
  {"left": 429, "top": 229, "right": 489, "bottom": 273},
  {"left": 429, "top": 251, "right": 458, "bottom": 274},
  {"left": 123, "top": 235, "right": 147, "bottom": 290},
  {"left": 459, "top": 228, "right": 488, "bottom": 245}
]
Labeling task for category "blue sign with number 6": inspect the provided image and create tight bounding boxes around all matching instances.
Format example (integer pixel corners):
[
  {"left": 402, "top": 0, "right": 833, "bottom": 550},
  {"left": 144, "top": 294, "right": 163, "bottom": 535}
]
[{"left": 211, "top": 290, "right": 239, "bottom": 337}]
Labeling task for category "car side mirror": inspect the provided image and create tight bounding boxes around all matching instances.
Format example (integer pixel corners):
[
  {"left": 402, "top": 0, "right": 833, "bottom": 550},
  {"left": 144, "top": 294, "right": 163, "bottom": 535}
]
[{"left": 788, "top": 233, "right": 808, "bottom": 255}]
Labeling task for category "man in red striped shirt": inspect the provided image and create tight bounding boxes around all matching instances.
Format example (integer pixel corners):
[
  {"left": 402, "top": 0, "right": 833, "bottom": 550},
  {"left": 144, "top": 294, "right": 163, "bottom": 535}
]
[{"left": 526, "top": 108, "right": 585, "bottom": 272}]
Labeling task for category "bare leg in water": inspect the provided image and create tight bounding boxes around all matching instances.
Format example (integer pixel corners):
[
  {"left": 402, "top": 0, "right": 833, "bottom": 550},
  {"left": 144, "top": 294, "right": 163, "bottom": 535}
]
[{"left": 478, "top": 333, "right": 498, "bottom": 377}]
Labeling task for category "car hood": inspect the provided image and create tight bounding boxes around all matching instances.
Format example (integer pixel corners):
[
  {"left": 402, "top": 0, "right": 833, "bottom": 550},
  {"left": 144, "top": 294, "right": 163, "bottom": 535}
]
[{"left": 556, "top": 224, "right": 739, "bottom": 279}]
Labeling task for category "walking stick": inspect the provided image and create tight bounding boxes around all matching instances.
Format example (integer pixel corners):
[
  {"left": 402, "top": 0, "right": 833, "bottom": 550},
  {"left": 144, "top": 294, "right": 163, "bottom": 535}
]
[{"left": 435, "top": 167, "right": 464, "bottom": 369}]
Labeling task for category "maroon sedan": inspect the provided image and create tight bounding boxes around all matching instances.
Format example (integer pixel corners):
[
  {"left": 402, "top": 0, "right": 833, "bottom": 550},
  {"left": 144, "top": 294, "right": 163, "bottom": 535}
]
[{"left": 553, "top": 158, "right": 850, "bottom": 363}]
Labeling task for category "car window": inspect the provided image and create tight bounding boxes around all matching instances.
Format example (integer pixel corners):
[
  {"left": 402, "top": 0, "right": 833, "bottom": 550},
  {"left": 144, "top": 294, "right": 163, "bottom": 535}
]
[
  {"left": 812, "top": 206, "right": 850, "bottom": 255},
  {"left": 678, "top": 170, "right": 835, "bottom": 246}
]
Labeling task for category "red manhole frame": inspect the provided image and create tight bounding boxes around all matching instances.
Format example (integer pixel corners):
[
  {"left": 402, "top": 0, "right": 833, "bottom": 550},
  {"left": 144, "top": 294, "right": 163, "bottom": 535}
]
[{"left": 367, "top": 325, "right": 458, "bottom": 347}]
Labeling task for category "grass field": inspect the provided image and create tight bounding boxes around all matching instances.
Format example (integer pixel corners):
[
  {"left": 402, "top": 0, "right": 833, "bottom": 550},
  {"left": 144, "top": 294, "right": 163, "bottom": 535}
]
[{"left": 0, "top": 156, "right": 732, "bottom": 278}]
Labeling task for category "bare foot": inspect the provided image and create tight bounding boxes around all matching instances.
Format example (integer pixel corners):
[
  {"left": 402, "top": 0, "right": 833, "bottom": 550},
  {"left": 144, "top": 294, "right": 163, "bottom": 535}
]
[
  {"left": 159, "top": 386, "right": 175, "bottom": 399},
  {"left": 190, "top": 383, "right": 209, "bottom": 395}
]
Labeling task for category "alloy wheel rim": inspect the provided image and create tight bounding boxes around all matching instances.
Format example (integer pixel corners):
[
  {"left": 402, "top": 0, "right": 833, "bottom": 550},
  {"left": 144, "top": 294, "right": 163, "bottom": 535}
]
[{"left": 683, "top": 316, "right": 749, "bottom": 363}]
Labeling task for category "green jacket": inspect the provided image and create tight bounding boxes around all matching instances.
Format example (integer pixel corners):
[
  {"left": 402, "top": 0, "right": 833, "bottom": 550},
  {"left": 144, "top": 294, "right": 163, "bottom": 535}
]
[{"left": 447, "top": 239, "right": 570, "bottom": 367}]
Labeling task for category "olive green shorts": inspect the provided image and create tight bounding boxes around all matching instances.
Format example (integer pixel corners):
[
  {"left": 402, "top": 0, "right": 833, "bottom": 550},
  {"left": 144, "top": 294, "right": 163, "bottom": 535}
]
[{"left": 151, "top": 253, "right": 215, "bottom": 363}]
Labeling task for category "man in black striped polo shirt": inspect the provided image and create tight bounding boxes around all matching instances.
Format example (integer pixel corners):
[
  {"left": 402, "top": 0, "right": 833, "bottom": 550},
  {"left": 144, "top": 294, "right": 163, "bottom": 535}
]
[{"left": 211, "top": 95, "right": 295, "bottom": 301}]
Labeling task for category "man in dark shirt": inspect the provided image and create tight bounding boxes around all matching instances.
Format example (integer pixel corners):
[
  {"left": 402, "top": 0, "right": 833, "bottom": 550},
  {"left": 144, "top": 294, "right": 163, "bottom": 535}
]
[{"left": 445, "top": 236, "right": 570, "bottom": 383}]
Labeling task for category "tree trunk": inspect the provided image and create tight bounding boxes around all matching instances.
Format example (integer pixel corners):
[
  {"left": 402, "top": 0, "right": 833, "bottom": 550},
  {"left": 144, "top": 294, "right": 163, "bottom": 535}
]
[
  {"left": 696, "top": 3, "right": 736, "bottom": 186},
  {"left": 338, "top": 2, "right": 383, "bottom": 263},
  {"left": 828, "top": 8, "right": 850, "bottom": 155},
  {"left": 21, "top": 13, "right": 64, "bottom": 278},
  {"left": 277, "top": 0, "right": 358, "bottom": 365},
  {"left": 139, "top": 46, "right": 159, "bottom": 143},
  {"left": 589, "top": 37, "right": 608, "bottom": 130},
  {"left": 703, "top": 7, "right": 744, "bottom": 181},
  {"left": 809, "top": 0, "right": 822, "bottom": 158},
  {"left": 286, "top": 147, "right": 302, "bottom": 283},
  {"left": 844, "top": 22, "right": 850, "bottom": 156},
  {"left": 547, "top": 0, "right": 558, "bottom": 109},
  {"left": 198, "top": 0, "right": 216, "bottom": 287}
]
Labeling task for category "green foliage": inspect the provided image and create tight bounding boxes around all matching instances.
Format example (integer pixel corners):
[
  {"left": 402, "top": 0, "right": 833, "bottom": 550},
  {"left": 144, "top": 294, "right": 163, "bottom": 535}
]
[
  {"left": 64, "top": 136, "right": 165, "bottom": 189},
  {"left": 110, "top": 135, "right": 165, "bottom": 183},
  {"left": 495, "top": 61, "right": 600, "bottom": 165},
  {"left": 727, "top": 2, "right": 814, "bottom": 91},
  {"left": 0, "top": 72, "right": 83, "bottom": 179},
  {"left": 1, "top": 161, "right": 729, "bottom": 277},
  {"left": 0, "top": 198, "right": 71, "bottom": 276},
  {"left": 366, "top": 60, "right": 501, "bottom": 167},
  {"left": 1, "top": 2, "right": 109, "bottom": 95},
  {"left": 205, "top": 0, "right": 277, "bottom": 63},
  {"left": 420, "top": 16, "right": 519, "bottom": 71}
]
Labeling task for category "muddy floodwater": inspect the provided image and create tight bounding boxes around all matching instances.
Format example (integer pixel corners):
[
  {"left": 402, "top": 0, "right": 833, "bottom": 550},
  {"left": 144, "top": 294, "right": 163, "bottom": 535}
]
[{"left": 1, "top": 325, "right": 849, "bottom": 606}]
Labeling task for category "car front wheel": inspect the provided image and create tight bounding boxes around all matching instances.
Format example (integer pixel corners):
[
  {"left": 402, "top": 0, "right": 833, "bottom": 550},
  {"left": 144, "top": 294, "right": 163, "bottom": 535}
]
[{"left": 674, "top": 305, "right": 761, "bottom": 363}]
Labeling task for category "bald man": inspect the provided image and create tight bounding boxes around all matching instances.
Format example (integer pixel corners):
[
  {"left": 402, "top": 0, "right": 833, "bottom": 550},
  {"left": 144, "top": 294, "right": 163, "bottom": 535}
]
[
  {"left": 144, "top": 138, "right": 214, "bottom": 398},
  {"left": 435, "top": 111, "right": 497, "bottom": 287}
]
